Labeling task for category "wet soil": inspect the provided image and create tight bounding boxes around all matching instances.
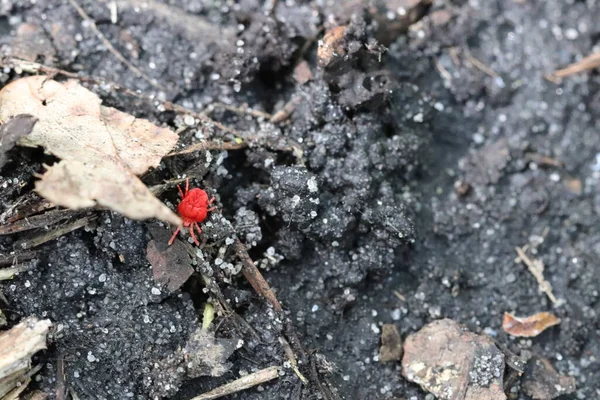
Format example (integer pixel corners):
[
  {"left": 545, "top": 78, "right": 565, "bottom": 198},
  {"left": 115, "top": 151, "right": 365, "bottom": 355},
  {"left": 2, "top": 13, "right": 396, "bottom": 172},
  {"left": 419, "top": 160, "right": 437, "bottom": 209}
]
[{"left": 1, "top": 0, "right": 599, "bottom": 399}]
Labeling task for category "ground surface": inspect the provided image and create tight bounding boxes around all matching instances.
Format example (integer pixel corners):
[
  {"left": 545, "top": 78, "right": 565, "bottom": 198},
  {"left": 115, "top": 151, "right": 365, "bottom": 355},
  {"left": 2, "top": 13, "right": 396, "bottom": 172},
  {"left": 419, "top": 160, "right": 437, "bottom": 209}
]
[{"left": 0, "top": 0, "right": 599, "bottom": 399}]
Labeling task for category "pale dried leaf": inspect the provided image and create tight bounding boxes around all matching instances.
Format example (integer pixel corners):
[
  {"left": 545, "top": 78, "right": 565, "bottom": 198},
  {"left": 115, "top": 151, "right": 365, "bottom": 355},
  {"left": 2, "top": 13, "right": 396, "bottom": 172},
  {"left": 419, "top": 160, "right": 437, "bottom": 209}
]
[
  {"left": 0, "top": 76, "right": 181, "bottom": 226},
  {"left": 502, "top": 312, "right": 561, "bottom": 337}
]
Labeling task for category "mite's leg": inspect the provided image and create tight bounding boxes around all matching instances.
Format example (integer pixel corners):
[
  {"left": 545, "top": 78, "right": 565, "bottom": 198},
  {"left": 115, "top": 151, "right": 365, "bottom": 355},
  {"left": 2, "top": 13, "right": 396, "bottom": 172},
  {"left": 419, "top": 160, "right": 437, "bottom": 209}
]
[
  {"left": 189, "top": 225, "right": 200, "bottom": 245},
  {"left": 168, "top": 227, "right": 181, "bottom": 245}
]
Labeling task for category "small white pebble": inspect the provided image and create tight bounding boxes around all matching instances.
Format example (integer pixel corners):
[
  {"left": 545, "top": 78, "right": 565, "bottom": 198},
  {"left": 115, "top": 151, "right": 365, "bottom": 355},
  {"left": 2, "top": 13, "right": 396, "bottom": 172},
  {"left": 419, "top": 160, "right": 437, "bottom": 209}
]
[{"left": 151, "top": 287, "right": 161, "bottom": 295}]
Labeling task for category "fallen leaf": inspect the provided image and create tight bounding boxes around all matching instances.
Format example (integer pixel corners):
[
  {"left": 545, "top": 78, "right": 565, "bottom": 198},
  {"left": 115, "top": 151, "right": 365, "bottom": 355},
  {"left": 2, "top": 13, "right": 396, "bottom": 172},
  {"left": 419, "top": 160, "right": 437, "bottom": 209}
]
[
  {"left": 0, "top": 114, "right": 38, "bottom": 169},
  {"left": 502, "top": 312, "right": 560, "bottom": 337},
  {"left": 146, "top": 225, "right": 194, "bottom": 292},
  {"left": 0, "top": 76, "right": 181, "bottom": 226},
  {"left": 379, "top": 324, "right": 402, "bottom": 363},
  {"left": 521, "top": 356, "right": 576, "bottom": 399},
  {"left": 402, "top": 319, "right": 506, "bottom": 400}
]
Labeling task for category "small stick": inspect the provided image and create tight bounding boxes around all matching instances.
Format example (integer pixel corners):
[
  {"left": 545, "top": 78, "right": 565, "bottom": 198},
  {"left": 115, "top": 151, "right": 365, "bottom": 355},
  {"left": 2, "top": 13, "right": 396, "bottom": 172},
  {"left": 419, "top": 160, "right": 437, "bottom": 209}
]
[
  {"left": 0, "top": 209, "right": 84, "bottom": 235},
  {"left": 14, "top": 215, "right": 96, "bottom": 250},
  {"left": 55, "top": 354, "right": 66, "bottom": 400},
  {"left": 279, "top": 336, "right": 308, "bottom": 384},
  {"left": 269, "top": 96, "right": 301, "bottom": 124},
  {"left": 549, "top": 52, "right": 600, "bottom": 79},
  {"left": 189, "top": 366, "right": 280, "bottom": 400},
  {"left": 465, "top": 51, "right": 498, "bottom": 78},
  {"left": 515, "top": 247, "right": 559, "bottom": 304},
  {"left": 212, "top": 102, "right": 272, "bottom": 120},
  {"left": 166, "top": 141, "right": 247, "bottom": 157},
  {"left": 67, "top": 0, "right": 165, "bottom": 91},
  {"left": 234, "top": 238, "right": 282, "bottom": 312}
]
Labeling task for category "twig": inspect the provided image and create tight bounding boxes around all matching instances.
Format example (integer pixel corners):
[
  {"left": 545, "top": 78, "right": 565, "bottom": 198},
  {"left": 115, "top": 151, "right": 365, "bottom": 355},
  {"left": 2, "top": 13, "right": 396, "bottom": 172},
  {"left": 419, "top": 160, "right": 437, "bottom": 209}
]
[
  {"left": 0, "top": 251, "right": 38, "bottom": 267},
  {"left": 0, "top": 209, "right": 84, "bottom": 235},
  {"left": 548, "top": 52, "right": 600, "bottom": 80},
  {"left": 269, "top": 96, "right": 301, "bottom": 124},
  {"left": 0, "top": 57, "right": 239, "bottom": 137},
  {"left": 279, "top": 336, "right": 308, "bottom": 384},
  {"left": 189, "top": 366, "right": 280, "bottom": 400},
  {"left": 464, "top": 50, "right": 498, "bottom": 78},
  {"left": 55, "top": 354, "right": 66, "bottom": 400},
  {"left": 234, "top": 238, "right": 282, "bottom": 312},
  {"left": 212, "top": 102, "right": 272, "bottom": 120},
  {"left": 166, "top": 140, "right": 247, "bottom": 157},
  {"left": 0, "top": 264, "right": 33, "bottom": 281},
  {"left": 66, "top": 0, "right": 165, "bottom": 91},
  {"left": 14, "top": 215, "right": 96, "bottom": 250},
  {"left": 514, "top": 247, "right": 559, "bottom": 304}
]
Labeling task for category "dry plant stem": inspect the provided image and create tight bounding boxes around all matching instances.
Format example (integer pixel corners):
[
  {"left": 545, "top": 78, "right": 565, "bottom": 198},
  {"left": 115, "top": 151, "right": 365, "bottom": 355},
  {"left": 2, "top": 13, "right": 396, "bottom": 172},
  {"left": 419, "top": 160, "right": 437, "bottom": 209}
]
[
  {"left": 0, "top": 251, "right": 37, "bottom": 267},
  {"left": 550, "top": 52, "right": 600, "bottom": 79},
  {"left": 166, "top": 141, "right": 247, "bottom": 157},
  {"left": 0, "top": 57, "right": 237, "bottom": 137},
  {"left": 0, "top": 264, "right": 32, "bottom": 281},
  {"left": 190, "top": 366, "right": 280, "bottom": 400},
  {"left": 233, "top": 238, "right": 282, "bottom": 312},
  {"left": 515, "top": 247, "right": 559, "bottom": 304},
  {"left": 0, "top": 209, "right": 83, "bottom": 235},
  {"left": 279, "top": 336, "right": 308, "bottom": 384},
  {"left": 464, "top": 50, "right": 498, "bottom": 78},
  {"left": 14, "top": 215, "right": 96, "bottom": 250},
  {"left": 55, "top": 355, "right": 66, "bottom": 400},
  {"left": 269, "top": 96, "right": 301, "bottom": 123},
  {"left": 212, "top": 102, "right": 272, "bottom": 120},
  {"left": 66, "top": 0, "right": 165, "bottom": 91}
]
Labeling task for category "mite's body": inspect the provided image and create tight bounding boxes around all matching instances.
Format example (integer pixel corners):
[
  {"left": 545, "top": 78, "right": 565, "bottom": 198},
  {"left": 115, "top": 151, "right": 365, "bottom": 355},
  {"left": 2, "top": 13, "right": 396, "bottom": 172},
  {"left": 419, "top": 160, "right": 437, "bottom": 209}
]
[{"left": 169, "top": 178, "right": 215, "bottom": 246}]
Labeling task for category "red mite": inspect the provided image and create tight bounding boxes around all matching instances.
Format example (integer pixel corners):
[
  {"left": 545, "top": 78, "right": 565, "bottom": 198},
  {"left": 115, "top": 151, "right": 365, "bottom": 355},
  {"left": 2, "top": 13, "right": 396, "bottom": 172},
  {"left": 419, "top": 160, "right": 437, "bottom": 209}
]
[{"left": 168, "top": 178, "right": 215, "bottom": 246}]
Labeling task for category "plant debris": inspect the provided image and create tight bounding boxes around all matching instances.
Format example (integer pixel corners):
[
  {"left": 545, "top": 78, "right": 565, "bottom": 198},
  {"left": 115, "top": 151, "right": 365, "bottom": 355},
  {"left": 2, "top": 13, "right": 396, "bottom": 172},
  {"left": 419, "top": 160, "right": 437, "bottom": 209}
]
[
  {"left": 514, "top": 247, "right": 559, "bottom": 305},
  {"left": 0, "top": 317, "right": 52, "bottom": 398},
  {"left": 190, "top": 366, "right": 280, "bottom": 400},
  {"left": 146, "top": 225, "right": 194, "bottom": 292},
  {"left": 379, "top": 324, "right": 403, "bottom": 363},
  {"left": 0, "top": 114, "right": 38, "bottom": 170},
  {"left": 402, "top": 319, "right": 506, "bottom": 400},
  {"left": 502, "top": 312, "right": 561, "bottom": 338},
  {"left": 521, "top": 356, "right": 576, "bottom": 399},
  {"left": 0, "top": 76, "right": 181, "bottom": 226}
]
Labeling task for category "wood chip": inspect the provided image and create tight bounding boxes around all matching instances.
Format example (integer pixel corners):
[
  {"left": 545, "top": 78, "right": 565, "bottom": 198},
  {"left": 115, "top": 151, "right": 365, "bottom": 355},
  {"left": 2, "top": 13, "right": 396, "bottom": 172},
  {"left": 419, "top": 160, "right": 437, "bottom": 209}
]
[
  {"left": 522, "top": 356, "right": 576, "bottom": 399},
  {"left": 0, "top": 317, "right": 52, "bottom": 398},
  {"left": 502, "top": 312, "right": 561, "bottom": 337},
  {"left": 402, "top": 319, "right": 506, "bottom": 400},
  {"left": 379, "top": 324, "right": 403, "bottom": 362}
]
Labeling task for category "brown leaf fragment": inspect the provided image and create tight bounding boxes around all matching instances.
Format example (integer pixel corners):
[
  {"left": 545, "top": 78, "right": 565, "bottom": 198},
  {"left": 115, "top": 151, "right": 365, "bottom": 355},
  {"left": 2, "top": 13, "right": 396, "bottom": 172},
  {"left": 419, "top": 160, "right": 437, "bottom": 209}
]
[
  {"left": 380, "top": 324, "right": 403, "bottom": 362},
  {"left": 0, "top": 317, "right": 52, "bottom": 398},
  {"left": 0, "top": 114, "right": 38, "bottom": 169},
  {"left": 563, "top": 178, "right": 582, "bottom": 196},
  {"left": 521, "top": 356, "right": 576, "bottom": 399},
  {"left": 502, "top": 312, "right": 560, "bottom": 338},
  {"left": 146, "top": 225, "right": 194, "bottom": 292},
  {"left": 402, "top": 319, "right": 506, "bottom": 400},
  {"left": 0, "top": 76, "right": 181, "bottom": 226}
]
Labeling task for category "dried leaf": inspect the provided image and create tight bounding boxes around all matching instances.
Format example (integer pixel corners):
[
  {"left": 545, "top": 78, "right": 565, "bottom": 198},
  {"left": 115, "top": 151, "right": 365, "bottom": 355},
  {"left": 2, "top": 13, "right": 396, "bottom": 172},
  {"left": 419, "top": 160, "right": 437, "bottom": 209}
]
[
  {"left": 317, "top": 26, "right": 347, "bottom": 68},
  {"left": 522, "top": 356, "right": 576, "bottom": 399},
  {"left": 0, "top": 76, "right": 181, "bottom": 226},
  {"left": 184, "top": 328, "right": 237, "bottom": 378},
  {"left": 146, "top": 225, "right": 194, "bottom": 292},
  {"left": 0, "top": 114, "right": 38, "bottom": 169},
  {"left": 402, "top": 319, "right": 506, "bottom": 400},
  {"left": 502, "top": 312, "right": 560, "bottom": 337}
]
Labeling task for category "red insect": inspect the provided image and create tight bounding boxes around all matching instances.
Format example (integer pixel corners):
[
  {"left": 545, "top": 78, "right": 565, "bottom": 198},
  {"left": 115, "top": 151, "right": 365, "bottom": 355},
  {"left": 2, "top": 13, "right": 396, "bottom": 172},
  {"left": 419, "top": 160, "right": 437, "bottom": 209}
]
[{"left": 168, "top": 178, "right": 216, "bottom": 246}]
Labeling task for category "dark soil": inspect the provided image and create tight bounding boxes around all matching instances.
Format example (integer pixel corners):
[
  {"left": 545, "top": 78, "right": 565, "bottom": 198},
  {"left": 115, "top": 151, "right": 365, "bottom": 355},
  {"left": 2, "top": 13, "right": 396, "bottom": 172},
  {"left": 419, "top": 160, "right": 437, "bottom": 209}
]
[{"left": 1, "top": 0, "right": 599, "bottom": 399}]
